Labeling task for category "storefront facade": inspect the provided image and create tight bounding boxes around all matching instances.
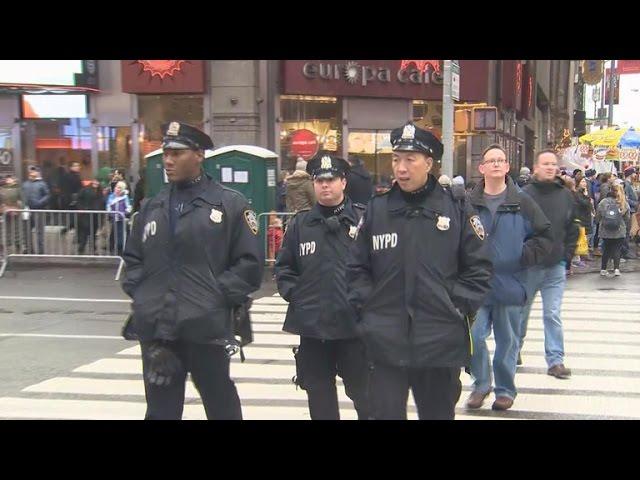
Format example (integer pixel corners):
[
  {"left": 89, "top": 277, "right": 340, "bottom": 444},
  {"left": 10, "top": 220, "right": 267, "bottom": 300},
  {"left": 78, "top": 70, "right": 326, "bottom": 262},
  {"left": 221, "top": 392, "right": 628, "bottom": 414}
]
[{"left": 276, "top": 60, "right": 493, "bottom": 183}]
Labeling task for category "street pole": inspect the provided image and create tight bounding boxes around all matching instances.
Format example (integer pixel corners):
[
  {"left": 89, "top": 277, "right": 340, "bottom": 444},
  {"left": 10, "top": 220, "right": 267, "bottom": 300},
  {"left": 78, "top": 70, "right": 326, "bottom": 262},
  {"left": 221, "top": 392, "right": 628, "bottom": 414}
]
[
  {"left": 608, "top": 59, "right": 616, "bottom": 127},
  {"left": 441, "top": 60, "right": 454, "bottom": 178}
]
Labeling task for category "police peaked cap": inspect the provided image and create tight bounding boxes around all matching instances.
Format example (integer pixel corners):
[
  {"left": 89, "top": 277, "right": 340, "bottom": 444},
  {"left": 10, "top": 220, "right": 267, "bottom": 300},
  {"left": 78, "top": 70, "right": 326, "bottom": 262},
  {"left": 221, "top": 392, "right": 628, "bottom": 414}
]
[
  {"left": 161, "top": 122, "right": 214, "bottom": 151},
  {"left": 306, "top": 154, "right": 351, "bottom": 179},
  {"left": 390, "top": 122, "right": 444, "bottom": 160}
]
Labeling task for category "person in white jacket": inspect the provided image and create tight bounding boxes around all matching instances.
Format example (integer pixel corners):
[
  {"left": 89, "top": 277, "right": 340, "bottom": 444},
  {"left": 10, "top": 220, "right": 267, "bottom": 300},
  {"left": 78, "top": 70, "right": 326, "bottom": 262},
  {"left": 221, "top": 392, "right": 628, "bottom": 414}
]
[{"left": 106, "top": 181, "right": 132, "bottom": 256}]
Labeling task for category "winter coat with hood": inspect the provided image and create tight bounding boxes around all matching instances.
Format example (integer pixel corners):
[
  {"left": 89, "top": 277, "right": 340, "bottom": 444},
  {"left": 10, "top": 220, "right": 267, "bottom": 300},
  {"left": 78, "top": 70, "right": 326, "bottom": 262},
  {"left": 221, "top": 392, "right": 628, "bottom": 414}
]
[
  {"left": 285, "top": 170, "right": 315, "bottom": 212},
  {"left": 573, "top": 188, "right": 594, "bottom": 234},
  {"left": 469, "top": 177, "right": 553, "bottom": 307},
  {"left": 346, "top": 164, "right": 374, "bottom": 204},
  {"left": 523, "top": 176, "right": 580, "bottom": 267}
]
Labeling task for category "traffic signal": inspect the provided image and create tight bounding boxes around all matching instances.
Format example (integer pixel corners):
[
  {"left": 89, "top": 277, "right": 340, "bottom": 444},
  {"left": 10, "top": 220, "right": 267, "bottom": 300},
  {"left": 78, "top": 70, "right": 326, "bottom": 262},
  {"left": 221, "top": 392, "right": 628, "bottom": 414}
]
[
  {"left": 471, "top": 107, "right": 498, "bottom": 132},
  {"left": 454, "top": 109, "right": 470, "bottom": 133},
  {"left": 573, "top": 110, "right": 586, "bottom": 137}
]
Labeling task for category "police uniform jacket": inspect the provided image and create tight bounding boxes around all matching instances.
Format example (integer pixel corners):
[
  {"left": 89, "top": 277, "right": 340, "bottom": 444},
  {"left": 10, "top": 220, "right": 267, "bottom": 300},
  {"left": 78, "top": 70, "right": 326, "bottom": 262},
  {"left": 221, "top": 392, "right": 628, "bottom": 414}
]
[
  {"left": 346, "top": 175, "right": 493, "bottom": 368},
  {"left": 122, "top": 174, "right": 264, "bottom": 343},
  {"left": 275, "top": 198, "right": 365, "bottom": 340}
]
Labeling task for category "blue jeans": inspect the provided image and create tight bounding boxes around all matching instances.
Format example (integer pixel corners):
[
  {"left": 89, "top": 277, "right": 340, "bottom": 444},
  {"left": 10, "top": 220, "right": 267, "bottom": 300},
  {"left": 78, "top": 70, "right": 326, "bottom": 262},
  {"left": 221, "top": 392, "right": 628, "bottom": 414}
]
[
  {"left": 470, "top": 304, "right": 522, "bottom": 400},
  {"left": 519, "top": 263, "right": 567, "bottom": 368}
]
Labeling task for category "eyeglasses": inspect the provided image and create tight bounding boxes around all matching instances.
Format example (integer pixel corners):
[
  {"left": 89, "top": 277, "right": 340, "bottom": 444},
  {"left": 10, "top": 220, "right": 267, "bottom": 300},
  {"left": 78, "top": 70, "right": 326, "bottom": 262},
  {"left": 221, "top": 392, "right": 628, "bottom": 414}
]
[{"left": 482, "top": 159, "right": 507, "bottom": 165}]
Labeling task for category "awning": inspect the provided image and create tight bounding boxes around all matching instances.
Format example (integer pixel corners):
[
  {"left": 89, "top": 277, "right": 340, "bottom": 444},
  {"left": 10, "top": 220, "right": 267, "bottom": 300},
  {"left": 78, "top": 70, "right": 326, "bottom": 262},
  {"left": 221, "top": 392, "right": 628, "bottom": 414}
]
[{"left": 0, "top": 83, "right": 100, "bottom": 94}]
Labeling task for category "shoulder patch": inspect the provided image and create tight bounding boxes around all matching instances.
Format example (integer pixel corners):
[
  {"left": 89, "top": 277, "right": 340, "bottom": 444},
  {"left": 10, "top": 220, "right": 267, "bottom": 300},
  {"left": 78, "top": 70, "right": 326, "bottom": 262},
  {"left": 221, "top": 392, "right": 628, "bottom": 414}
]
[
  {"left": 244, "top": 210, "right": 259, "bottom": 235},
  {"left": 469, "top": 215, "right": 485, "bottom": 240}
]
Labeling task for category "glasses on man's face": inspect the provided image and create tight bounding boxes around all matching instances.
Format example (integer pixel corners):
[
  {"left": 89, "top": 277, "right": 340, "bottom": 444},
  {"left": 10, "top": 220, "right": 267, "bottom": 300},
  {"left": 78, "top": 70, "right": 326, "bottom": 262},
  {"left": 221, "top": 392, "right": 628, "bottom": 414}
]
[{"left": 483, "top": 158, "right": 507, "bottom": 166}]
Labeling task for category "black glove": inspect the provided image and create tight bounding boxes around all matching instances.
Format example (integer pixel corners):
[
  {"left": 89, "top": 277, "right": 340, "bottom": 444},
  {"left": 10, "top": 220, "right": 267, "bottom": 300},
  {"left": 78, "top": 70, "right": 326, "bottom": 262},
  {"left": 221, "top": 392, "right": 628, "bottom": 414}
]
[{"left": 144, "top": 342, "right": 183, "bottom": 387}]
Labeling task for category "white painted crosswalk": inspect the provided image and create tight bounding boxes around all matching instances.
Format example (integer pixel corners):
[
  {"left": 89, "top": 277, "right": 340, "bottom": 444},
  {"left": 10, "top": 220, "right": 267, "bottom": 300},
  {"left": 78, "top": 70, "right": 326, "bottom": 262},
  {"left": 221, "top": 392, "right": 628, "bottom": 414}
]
[{"left": 0, "top": 288, "right": 639, "bottom": 420}]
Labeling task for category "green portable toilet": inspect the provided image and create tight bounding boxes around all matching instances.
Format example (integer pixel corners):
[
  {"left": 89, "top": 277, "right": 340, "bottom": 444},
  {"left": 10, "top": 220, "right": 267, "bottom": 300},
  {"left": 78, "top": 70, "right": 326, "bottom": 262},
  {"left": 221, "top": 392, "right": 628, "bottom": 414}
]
[
  {"left": 204, "top": 145, "right": 278, "bottom": 216},
  {"left": 143, "top": 148, "right": 167, "bottom": 198}
]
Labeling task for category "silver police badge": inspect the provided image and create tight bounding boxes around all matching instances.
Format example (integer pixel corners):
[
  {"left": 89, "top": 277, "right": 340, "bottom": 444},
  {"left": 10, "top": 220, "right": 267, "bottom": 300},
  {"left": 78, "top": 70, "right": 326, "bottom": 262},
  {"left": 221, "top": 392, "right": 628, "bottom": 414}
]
[
  {"left": 167, "top": 122, "right": 180, "bottom": 136},
  {"left": 349, "top": 225, "right": 358, "bottom": 239},
  {"left": 470, "top": 215, "right": 485, "bottom": 240},
  {"left": 436, "top": 215, "right": 450, "bottom": 231},
  {"left": 210, "top": 208, "right": 223, "bottom": 223},
  {"left": 244, "top": 210, "right": 259, "bottom": 235},
  {"left": 321, "top": 156, "right": 332, "bottom": 169},
  {"left": 401, "top": 124, "right": 416, "bottom": 140}
]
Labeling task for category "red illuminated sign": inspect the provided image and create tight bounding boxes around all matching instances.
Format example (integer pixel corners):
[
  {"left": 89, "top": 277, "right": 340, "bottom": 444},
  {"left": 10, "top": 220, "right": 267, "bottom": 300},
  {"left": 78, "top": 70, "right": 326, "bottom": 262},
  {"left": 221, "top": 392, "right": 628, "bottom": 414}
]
[
  {"left": 400, "top": 60, "right": 442, "bottom": 74},
  {"left": 137, "top": 60, "right": 186, "bottom": 79},
  {"left": 289, "top": 129, "right": 319, "bottom": 160},
  {"left": 121, "top": 60, "right": 205, "bottom": 94}
]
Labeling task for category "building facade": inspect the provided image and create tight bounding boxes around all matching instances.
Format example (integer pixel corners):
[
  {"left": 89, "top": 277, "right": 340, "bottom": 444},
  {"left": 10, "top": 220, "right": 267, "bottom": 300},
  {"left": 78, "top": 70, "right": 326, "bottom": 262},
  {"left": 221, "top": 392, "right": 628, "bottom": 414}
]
[{"left": 0, "top": 60, "right": 578, "bottom": 187}]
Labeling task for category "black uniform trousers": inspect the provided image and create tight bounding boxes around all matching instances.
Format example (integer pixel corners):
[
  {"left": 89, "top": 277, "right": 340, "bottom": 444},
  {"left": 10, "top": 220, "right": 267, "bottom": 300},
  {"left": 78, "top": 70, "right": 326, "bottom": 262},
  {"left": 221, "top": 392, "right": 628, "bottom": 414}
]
[
  {"left": 368, "top": 363, "right": 462, "bottom": 420},
  {"left": 140, "top": 340, "right": 242, "bottom": 420},
  {"left": 296, "top": 336, "right": 370, "bottom": 420}
]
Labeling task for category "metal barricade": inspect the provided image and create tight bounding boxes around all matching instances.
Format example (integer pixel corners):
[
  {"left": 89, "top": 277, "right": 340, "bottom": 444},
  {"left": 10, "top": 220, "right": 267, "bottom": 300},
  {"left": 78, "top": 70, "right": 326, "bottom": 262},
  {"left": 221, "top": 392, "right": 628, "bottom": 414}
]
[
  {"left": 257, "top": 211, "right": 296, "bottom": 265},
  {"left": 0, "top": 209, "right": 127, "bottom": 280}
]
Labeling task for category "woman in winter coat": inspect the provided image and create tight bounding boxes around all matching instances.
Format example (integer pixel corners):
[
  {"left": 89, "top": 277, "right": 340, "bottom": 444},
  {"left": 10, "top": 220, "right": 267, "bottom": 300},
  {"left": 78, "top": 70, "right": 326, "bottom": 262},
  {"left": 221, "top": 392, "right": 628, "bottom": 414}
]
[
  {"left": 595, "top": 184, "right": 630, "bottom": 277},
  {"left": 106, "top": 181, "right": 132, "bottom": 256}
]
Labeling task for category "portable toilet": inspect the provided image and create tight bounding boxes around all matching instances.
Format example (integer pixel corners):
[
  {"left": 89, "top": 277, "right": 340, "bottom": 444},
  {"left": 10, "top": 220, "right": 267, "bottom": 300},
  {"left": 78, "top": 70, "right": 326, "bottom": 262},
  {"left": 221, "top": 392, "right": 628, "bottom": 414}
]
[
  {"left": 144, "top": 144, "right": 279, "bottom": 215},
  {"left": 204, "top": 145, "right": 278, "bottom": 216}
]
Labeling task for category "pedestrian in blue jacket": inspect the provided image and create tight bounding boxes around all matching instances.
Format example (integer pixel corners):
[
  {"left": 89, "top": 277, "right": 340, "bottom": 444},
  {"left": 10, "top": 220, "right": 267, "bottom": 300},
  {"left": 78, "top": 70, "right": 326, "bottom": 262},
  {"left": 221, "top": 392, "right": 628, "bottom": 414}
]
[{"left": 465, "top": 144, "right": 553, "bottom": 411}]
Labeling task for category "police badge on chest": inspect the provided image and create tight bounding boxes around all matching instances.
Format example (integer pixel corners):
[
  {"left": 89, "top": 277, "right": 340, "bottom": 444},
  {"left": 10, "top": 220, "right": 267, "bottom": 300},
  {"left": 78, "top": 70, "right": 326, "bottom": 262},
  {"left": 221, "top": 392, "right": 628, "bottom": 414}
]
[{"left": 436, "top": 215, "right": 450, "bottom": 231}]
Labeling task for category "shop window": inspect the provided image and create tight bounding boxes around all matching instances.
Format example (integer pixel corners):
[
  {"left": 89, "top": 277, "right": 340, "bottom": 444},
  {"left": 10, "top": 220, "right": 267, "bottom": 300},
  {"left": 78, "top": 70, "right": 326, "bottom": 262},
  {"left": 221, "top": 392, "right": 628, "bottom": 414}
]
[
  {"left": 21, "top": 118, "right": 92, "bottom": 182},
  {"left": 348, "top": 130, "right": 392, "bottom": 187},
  {"left": 138, "top": 95, "right": 204, "bottom": 159},
  {"left": 280, "top": 95, "right": 341, "bottom": 170}
]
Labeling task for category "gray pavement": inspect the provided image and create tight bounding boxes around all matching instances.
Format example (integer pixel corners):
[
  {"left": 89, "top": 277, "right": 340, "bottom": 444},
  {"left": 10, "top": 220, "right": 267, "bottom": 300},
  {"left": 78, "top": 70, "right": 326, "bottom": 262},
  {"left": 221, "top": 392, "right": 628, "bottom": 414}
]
[{"left": 0, "top": 263, "right": 638, "bottom": 419}]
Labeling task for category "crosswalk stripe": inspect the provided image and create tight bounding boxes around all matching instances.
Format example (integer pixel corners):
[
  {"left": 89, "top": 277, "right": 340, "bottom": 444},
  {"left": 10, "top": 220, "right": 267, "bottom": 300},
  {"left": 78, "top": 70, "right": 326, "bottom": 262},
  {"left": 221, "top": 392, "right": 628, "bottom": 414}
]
[{"left": 2, "top": 287, "right": 639, "bottom": 420}]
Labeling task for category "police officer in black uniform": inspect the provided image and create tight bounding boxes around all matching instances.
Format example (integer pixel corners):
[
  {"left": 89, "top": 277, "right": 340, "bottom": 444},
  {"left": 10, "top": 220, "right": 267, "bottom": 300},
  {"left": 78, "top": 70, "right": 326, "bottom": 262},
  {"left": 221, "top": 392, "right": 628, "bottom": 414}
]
[
  {"left": 347, "top": 122, "right": 493, "bottom": 420},
  {"left": 275, "top": 154, "right": 370, "bottom": 420},
  {"left": 122, "top": 122, "right": 263, "bottom": 420}
]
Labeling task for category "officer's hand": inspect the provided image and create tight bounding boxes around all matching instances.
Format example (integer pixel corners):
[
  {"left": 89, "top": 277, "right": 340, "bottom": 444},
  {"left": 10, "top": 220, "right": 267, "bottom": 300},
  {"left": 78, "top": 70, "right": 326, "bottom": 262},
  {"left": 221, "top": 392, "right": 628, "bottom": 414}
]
[{"left": 144, "top": 343, "right": 183, "bottom": 388}]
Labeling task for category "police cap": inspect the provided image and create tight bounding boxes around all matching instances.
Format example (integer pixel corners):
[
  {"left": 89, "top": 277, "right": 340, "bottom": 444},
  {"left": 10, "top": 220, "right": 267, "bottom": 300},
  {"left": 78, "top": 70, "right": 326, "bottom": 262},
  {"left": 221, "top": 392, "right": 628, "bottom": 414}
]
[
  {"left": 390, "top": 122, "right": 444, "bottom": 160},
  {"left": 306, "top": 154, "right": 350, "bottom": 179},
  {"left": 161, "top": 122, "right": 214, "bottom": 151}
]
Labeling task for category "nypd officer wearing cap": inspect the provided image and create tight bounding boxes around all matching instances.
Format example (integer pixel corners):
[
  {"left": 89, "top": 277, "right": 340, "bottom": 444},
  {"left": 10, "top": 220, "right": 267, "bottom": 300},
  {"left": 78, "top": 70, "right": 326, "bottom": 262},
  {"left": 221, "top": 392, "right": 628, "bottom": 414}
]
[
  {"left": 275, "top": 154, "right": 370, "bottom": 420},
  {"left": 346, "top": 122, "right": 493, "bottom": 420},
  {"left": 122, "top": 122, "right": 263, "bottom": 420}
]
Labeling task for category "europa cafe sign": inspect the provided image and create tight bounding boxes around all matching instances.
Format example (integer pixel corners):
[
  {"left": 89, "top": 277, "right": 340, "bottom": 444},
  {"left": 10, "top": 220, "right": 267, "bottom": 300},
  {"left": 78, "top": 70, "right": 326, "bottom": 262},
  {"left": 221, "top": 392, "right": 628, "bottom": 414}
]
[{"left": 301, "top": 60, "right": 444, "bottom": 87}]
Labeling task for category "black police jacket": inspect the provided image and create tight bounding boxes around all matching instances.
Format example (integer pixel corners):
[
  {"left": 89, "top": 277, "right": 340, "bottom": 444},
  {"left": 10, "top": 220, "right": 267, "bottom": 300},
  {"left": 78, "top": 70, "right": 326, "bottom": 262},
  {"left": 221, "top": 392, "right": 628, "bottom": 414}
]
[
  {"left": 122, "top": 174, "right": 264, "bottom": 343},
  {"left": 275, "top": 198, "right": 365, "bottom": 340},
  {"left": 346, "top": 175, "right": 493, "bottom": 368}
]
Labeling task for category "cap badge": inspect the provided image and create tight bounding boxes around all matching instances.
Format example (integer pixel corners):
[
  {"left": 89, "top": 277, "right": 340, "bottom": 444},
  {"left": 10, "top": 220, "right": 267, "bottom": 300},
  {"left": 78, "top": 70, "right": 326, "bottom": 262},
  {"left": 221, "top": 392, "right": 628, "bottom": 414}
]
[
  {"left": 436, "top": 215, "right": 450, "bottom": 231},
  {"left": 401, "top": 124, "right": 416, "bottom": 140},
  {"left": 167, "top": 122, "right": 180, "bottom": 136},
  {"left": 210, "top": 208, "right": 223, "bottom": 224},
  {"left": 321, "top": 156, "right": 332, "bottom": 170},
  {"left": 349, "top": 225, "right": 358, "bottom": 239}
]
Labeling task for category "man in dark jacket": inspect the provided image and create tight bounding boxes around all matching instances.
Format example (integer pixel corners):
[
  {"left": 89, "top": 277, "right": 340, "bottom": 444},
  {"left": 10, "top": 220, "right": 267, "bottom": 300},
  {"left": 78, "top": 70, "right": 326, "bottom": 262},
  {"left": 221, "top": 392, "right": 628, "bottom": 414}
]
[
  {"left": 519, "top": 149, "right": 580, "bottom": 379},
  {"left": 76, "top": 180, "right": 105, "bottom": 255},
  {"left": 275, "top": 154, "right": 369, "bottom": 420},
  {"left": 346, "top": 123, "right": 493, "bottom": 420},
  {"left": 22, "top": 166, "right": 51, "bottom": 254},
  {"left": 346, "top": 156, "right": 373, "bottom": 204},
  {"left": 62, "top": 161, "right": 83, "bottom": 210},
  {"left": 465, "top": 144, "right": 553, "bottom": 411},
  {"left": 122, "top": 122, "right": 263, "bottom": 420}
]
